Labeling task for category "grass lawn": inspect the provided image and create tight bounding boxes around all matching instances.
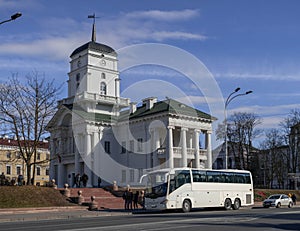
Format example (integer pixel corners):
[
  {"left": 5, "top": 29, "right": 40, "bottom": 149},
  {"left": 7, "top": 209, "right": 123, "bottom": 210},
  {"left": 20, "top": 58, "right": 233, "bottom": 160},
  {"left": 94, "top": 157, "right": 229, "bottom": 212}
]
[{"left": 0, "top": 185, "right": 74, "bottom": 208}]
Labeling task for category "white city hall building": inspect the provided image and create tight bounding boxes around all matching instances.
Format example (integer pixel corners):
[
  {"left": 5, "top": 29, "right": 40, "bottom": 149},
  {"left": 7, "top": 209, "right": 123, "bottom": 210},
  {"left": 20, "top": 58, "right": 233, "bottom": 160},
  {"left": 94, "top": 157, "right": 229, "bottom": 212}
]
[{"left": 47, "top": 24, "right": 216, "bottom": 188}]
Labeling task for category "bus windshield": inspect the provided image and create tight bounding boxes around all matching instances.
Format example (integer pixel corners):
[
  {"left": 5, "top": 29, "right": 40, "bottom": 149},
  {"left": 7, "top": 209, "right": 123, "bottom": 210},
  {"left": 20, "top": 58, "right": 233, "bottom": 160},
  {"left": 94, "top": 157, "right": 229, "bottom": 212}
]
[{"left": 143, "top": 171, "right": 168, "bottom": 199}]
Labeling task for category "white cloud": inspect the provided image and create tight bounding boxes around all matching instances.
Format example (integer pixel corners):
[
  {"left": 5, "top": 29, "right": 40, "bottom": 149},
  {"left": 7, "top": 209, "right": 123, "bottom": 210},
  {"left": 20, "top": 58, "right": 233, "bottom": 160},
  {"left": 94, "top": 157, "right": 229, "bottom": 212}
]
[
  {"left": 214, "top": 72, "right": 300, "bottom": 81},
  {"left": 125, "top": 9, "right": 200, "bottom": 21},
  {"left": 151, "top": 31, "right": 207, "bottom": 41}
]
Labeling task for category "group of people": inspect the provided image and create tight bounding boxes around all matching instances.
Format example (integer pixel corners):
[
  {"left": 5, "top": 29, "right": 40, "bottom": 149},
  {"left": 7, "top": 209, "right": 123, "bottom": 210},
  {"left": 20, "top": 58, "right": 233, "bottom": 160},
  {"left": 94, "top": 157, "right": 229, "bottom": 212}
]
[
  {"left": 122, "top": 187, "right": 145, "bottom": 210},
  {"left": 75, "top": 173, "right": 89, "bottom": 188},
  {"left": 0, "top": 172, "right": 24, "bottom": 186}
]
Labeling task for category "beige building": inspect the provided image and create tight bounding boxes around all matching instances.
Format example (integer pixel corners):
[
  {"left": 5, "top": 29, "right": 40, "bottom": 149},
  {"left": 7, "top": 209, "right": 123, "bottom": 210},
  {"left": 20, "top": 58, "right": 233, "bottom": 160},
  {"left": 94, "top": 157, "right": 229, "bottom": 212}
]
[{"left": 0, "top": 137, "right": 50, "bottom": 186}]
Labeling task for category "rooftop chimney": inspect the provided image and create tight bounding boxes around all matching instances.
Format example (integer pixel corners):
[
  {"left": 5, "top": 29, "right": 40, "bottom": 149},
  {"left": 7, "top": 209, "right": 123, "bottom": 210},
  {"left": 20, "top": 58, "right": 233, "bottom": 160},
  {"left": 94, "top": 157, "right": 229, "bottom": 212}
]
[
  {"left": 130, "top": 102, "right": 137, "bottom": 114},
  {"left": 142, "top": 97, "right": 157, "bottom": 110}
]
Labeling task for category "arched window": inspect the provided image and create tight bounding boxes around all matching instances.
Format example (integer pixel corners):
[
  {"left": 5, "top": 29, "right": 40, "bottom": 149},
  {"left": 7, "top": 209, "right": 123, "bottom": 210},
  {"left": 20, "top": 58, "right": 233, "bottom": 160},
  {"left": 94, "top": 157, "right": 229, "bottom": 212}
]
[
  {"left": 76, "top": 73, "right": 80, "bottom": 82},
  {"left": 100, "top": 82, "right": 107, "bottom": 95},
  {"left": 101, "top": 73, "right": 106, "bottom": 79}
]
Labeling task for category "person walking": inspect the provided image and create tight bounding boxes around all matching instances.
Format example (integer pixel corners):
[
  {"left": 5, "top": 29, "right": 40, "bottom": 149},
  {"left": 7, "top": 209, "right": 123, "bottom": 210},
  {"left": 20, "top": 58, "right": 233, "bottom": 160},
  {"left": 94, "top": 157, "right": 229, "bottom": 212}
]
[
  {"left": 133, "top": 191, "right": 139, "bottom": 210},
  {"left": 98, "top": 176, "right": 102, "bottom": 188},
  {"left": 17, "top": 174, "right": 24, "bottom": 186},
  {"left": 0, "top": 172, "right": 5, "bottom": 186},
  {"left": 81, "top": 173, "right": 88, "bottom": 187},
  {"left": 75, "top": 173, "right": 81, "bottom": 188},
  {"left": 292, "top": 194, "right": 297, "bottom": 205}
]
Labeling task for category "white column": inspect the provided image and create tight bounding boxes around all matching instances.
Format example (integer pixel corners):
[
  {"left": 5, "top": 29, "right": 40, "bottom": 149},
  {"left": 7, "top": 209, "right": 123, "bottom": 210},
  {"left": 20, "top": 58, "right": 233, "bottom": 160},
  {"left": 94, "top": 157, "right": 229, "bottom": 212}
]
[
  {"left": 168, "top": 126, "right": 174, "bottom": 168},
  {"left": 153, "top": 128, "right": 160, "bottom": 167},
  {"left": 57, "top": 138, "right": 64, "bottom": 188},
  {"left": 49, "top": 139, "right": 56, "bottom": 181},
  {"left": 181, "top": 128, "right": 188, "bottom": 167},
  {"left": 84, "top": 133, "right": 93, "bottom": 187},
  {"left": 115, "top": 78, "right": 120, "bottom": 98},
  {"left": 205, "top": 131, "right": 212, "bottom": 169},
  {"left": 194, "top": 129, "right": 200, "bottom": 169},
  {"left": 74, "top": 135, "right": 80, "bottom": 177}
]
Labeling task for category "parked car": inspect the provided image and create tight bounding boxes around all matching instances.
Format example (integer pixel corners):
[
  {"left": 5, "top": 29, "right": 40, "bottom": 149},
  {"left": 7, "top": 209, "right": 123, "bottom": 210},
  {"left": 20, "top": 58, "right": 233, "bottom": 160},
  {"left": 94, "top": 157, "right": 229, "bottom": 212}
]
[{"left": 263, "top": 194, "right": 293, "bottom": 208}]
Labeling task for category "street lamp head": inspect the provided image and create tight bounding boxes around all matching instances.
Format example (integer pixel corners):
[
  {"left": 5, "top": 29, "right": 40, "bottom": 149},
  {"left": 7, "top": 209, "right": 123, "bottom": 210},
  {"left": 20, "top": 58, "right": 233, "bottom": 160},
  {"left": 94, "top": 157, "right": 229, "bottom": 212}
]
[
  {"left": 235, "top": 87, "right": 241, "bottom": 92},
  {"left": 11, "top": 12, "right": 22, "bottom": 20},
  {"left": 246, "top": 90, "right": 253, "bottom": 95}
]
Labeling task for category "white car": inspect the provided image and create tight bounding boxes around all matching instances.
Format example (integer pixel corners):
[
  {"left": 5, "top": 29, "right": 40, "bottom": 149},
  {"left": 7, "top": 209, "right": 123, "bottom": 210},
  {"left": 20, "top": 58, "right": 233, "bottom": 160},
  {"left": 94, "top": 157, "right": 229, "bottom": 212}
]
[{"left": 263, "top": 194, "right": 293, "bottom": 208}]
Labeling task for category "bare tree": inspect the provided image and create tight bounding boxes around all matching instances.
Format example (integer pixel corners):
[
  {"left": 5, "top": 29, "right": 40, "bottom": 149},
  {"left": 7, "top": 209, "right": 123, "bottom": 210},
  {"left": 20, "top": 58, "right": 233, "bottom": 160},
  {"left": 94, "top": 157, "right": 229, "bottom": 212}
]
[
  {"left": 280, "top": 109, "right": 300, "bottom": 175},
  {"left": 216, "top": 112, "right": 262, "bottom": 170},
  {"left": 0, "top": 72, "right": 62, "bottom": 185},
  {"left": 259, "top": 129, "right": 288, "bottom": 189}
]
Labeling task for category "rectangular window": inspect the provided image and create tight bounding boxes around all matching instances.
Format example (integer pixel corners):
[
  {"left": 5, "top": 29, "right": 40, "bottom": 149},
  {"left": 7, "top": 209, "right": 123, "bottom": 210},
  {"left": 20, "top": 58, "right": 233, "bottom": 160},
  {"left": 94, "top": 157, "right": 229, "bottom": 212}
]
[
  {"left": 37, "top": 153, "right": 41, "bottom": 160},
  {"left": 121, "top": 170, "right": 126, "bottom": 183},
  {"left": 16, "top": 166, "right": 21, "bottom": 175},
  {"left": 121, "top": 141, "right": 126, "bottom": 154},
  {"left": 104, "top": 141, "right": 111, "bottom": 154},
  {"left": 138, "top": 168, "right": 143, "bottom": 180},
  {"left": 36, "top": 166, "right": 41, "bottom": 176},
  {"left": 129, "top": 140, "right": 134, "bottom": 153},
  {"left": 137, "top": 138, "right": 143, "bottom": 152},
  {"left": 130, "top": 169, "right": 135, "bottom": 182},
  {"left": 45, "top": 168, "right": 49, "bottom": 176},
  {"left": 6, "top": 165, "right": 11, "bottom": 175},
  {"left": 6, "top": 152, "right": 11, "bottom": 159}
]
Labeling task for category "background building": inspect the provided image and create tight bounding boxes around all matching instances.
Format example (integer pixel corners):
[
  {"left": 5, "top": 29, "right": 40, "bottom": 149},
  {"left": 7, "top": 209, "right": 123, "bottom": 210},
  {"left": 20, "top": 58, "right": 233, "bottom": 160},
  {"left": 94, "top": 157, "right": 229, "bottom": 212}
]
[{"left": 0, "top": 137, "right": 50, "bottom": 186}]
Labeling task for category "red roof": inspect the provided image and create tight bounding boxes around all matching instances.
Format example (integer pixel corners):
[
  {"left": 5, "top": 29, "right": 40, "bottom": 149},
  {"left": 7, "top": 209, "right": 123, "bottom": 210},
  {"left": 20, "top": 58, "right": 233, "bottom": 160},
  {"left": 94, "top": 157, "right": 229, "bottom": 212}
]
[{"left": 0, "top": 138, "right": 49, "bottom": 149}]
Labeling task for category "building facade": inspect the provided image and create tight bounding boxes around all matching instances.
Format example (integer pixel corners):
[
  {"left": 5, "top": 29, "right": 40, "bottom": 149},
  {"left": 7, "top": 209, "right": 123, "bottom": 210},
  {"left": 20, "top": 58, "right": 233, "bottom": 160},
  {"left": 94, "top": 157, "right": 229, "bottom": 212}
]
[
  {"left": 0, "top": 137, "right": 50, "bottom": 186},
  {"left": 47, "top": 24, "right": 216, "bottom": 188}
]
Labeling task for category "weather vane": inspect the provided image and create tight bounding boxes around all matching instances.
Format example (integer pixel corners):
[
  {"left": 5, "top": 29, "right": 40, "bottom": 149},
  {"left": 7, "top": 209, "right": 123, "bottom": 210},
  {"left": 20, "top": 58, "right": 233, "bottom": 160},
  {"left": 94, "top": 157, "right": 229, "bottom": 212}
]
[
  {"left": 88, "top": 13, "right": 99, "bottom": 42},
  {"left": 88, "top": 13, "right": 99, "bottom": 24}
]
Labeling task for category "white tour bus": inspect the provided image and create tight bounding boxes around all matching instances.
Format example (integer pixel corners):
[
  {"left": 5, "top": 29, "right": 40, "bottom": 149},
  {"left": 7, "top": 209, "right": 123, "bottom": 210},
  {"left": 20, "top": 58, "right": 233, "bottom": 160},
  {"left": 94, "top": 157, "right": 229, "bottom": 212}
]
[{"left": 140, "top": 168, "right": 254, "bottom": 212}]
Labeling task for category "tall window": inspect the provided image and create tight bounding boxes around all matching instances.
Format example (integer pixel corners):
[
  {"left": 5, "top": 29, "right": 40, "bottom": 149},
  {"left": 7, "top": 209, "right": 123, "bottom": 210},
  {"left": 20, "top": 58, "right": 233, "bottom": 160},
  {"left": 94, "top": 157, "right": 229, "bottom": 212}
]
[
  {"left": 121, "top": 141, "right": 126, "bottom": 154},
  {"left": 37, "top": 153, "right": 41, "bottom": 160},
  {"left": 36, "top": 166, "right": 41, "bottom": 176},
  {"left": 6, "top": 165, "right": 11, "bottom": 175},
  {"left": 137, "top": 138, "right": 143, "bottom": 152},
  {"left": 46, "top": 167, "right": 49, "bottom": 176},
  {"left": 100, "top": 82, "right": 107, "bottom": 95},
  {"left": 104, "top": 141, "right": 111, "bottom": 154},
  {"left": 130, "top": 169, "right": 135, "bottom": 182},
  {"left": 16, "top": 166, "right": 21, "bottom": 175},
  {"left": 129, "top": 140, "right": 134, "bottom": 153},
  {"left": 101, "top": 73, "right": 106, "bottom": 79},
  {"left": 121, "top": 170, "right": 126, "bottom": 183},
  {"left": 76, "top": 73, "right": 80, "bottom": 82}
]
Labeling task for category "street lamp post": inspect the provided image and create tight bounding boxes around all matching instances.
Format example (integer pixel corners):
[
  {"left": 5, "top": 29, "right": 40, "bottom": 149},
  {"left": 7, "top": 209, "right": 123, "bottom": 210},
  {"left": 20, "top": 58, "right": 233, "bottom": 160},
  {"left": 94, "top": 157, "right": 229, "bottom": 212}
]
[
  {"left": 0, "top": 12, "right": 22, "bottom": 25},
  {"left": 224, "top": 88, "right": 253, "bottom": 169}
]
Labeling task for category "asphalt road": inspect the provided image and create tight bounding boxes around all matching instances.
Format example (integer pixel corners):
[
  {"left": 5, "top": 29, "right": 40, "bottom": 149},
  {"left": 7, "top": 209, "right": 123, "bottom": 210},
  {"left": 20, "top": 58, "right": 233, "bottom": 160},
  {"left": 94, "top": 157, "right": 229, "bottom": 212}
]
[{"left": 1, "top": 207, "right": 300, "bottom": 231}]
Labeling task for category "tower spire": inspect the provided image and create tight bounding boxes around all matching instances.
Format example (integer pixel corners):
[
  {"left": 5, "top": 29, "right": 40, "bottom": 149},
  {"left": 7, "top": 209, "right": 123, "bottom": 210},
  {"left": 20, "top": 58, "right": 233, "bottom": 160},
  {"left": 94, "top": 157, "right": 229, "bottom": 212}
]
[{"left": 88, "top": 13, "right": 99, "bottom": 42}]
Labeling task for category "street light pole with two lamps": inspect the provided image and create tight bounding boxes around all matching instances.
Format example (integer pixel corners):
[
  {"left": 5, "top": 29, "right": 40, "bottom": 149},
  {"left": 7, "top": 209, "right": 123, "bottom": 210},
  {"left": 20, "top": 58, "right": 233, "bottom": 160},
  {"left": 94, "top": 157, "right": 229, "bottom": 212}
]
[
  {"left": 224, "top": 87, "right": 253, "bottom": 169},
  {"left": 0, "top": 12, "right": 22, "bottom": 25}
]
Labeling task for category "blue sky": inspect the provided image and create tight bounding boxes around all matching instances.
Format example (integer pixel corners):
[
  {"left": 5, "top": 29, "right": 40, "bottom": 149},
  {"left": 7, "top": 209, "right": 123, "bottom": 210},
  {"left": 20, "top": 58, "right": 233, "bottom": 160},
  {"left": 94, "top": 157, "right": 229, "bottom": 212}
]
[{"left": 1, "top": 0, "right": 300, "bottom": 147}]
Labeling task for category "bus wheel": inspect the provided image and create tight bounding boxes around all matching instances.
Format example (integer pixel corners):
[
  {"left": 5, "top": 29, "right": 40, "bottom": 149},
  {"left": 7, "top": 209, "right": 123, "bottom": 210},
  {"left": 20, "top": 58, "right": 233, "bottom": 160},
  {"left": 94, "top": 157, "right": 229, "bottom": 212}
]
[
  {"left": 182, "top": 199, "right": 191, "bottom": 213},
  {"left": 224, "top": 198, "right": 232, "bottom": 210},
  {"left": 232, "top": 198, "right": 240, "bottom": 210}
]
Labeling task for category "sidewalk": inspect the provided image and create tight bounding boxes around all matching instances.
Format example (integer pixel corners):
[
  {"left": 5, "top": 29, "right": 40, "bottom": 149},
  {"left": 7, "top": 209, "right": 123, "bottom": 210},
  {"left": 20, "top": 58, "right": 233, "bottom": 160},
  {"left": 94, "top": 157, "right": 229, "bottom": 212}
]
[{"left": 0, "top": 206, "right": 129, "bottom": 223}]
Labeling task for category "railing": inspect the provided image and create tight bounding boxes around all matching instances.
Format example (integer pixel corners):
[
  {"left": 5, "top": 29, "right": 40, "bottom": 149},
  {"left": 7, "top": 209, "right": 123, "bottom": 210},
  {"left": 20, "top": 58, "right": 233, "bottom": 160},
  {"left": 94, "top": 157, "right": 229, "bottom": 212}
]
[
  {"left": 77, "top": 91, "right": 130, "bottom": 106},
  {"left": 58, "top": 92, "right": 130, "bottom": 106},
  {"left": 157, "top": 147, "right": 207, "bottom": 160}
]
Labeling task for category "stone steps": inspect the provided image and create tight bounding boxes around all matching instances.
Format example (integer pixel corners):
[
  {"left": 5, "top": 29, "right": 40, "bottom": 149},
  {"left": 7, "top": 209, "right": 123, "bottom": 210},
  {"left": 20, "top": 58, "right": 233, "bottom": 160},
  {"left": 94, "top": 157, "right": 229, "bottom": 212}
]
[{"left": 67, "top": 188, "right": 124, "bottom": 209}]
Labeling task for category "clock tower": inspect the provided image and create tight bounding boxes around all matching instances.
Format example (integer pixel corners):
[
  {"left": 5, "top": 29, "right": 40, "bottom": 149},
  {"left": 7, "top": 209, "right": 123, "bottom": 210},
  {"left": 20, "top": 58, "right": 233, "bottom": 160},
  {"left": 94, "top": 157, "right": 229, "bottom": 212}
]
[{"left": 66, "top": 17, "right": 129, "bottom": 115}]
